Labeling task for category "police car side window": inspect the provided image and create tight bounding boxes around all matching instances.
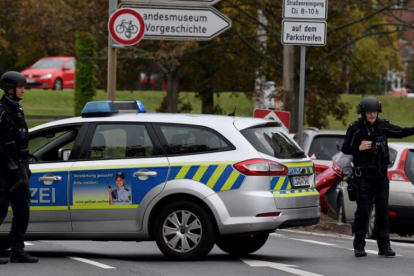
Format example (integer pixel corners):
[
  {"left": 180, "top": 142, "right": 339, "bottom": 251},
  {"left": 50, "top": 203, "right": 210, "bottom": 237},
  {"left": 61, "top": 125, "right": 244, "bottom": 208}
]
[
  {"left": 87, "top": 124, "right": 155, "bottom": 159},
  {"left": 157, "top": 125, "right": 232, "bottom": 155},
  {"left": 29, "top": 127, "right": 79, "bottom": 162}
]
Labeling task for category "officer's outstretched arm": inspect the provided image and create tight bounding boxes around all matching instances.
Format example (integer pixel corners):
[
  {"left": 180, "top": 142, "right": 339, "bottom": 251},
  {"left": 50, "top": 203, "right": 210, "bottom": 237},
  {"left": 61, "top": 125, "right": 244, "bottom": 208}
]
[{"left": 382, "top": 121, "right": 414, "bottom": 139}]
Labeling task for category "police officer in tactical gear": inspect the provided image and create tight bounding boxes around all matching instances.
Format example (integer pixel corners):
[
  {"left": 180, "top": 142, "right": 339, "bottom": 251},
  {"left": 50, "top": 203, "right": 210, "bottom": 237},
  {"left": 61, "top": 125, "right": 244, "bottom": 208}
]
[
  {"left": 342, "top": 96, "right": 414, "bottom": 258},
  {"left": 0, "top": 71, "right": 38, "bottom": 264}
]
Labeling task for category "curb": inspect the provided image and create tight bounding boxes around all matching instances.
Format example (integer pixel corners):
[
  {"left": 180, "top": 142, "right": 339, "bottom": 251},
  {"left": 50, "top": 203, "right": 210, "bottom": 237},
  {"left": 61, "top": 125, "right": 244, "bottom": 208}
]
[{"left": 321, "top": 221, "right": 353, "bottom": 236}]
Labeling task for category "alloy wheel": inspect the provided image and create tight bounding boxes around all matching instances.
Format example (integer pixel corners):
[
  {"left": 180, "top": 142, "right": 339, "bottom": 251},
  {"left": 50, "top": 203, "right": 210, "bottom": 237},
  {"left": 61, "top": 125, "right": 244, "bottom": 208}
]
[{"left": 162, "top": 210, "right": 202, "bottom": 253}]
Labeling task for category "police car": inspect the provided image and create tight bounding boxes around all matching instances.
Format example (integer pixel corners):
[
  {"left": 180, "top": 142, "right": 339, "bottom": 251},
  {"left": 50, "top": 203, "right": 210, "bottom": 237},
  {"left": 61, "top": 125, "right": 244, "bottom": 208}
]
[{"left": 0, "top": 101, "right": 320, "bottom": 260}]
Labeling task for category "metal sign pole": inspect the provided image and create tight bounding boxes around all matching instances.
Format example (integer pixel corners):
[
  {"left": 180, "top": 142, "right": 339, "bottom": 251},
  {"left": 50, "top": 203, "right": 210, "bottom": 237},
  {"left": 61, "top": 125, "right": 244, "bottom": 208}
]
[
  {"left": 297, "top": 46, "right": 306, "bottom": 147},
  {"left": 107, "top": 0, "right": 118, "bottom": 100}
]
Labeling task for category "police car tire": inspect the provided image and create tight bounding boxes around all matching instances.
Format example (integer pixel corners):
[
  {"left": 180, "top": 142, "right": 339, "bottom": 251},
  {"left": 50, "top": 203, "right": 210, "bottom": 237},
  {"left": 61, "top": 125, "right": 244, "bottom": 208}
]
[
  {"left": 215, "top": 232, "right": 269, "bottom": 256},
  {"left": 154, "top": 201, "right": 216, "bottom": 260},
  {"left": 0, "top": 238, "right": 10, "bottom": 252}
]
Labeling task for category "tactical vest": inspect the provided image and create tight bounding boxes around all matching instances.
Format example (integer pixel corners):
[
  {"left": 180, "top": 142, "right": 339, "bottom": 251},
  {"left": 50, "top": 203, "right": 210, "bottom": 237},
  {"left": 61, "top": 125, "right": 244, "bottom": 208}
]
[
  {"left": 354, "top": 119, "right": 390, "bottom": 177},
  {"left": 0, "top": 101, "right": 29, "bottom": 163}
]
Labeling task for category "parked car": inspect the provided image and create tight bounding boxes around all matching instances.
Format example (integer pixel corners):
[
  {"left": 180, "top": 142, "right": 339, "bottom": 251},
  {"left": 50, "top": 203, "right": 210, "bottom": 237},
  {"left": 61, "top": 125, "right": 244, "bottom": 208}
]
[
  {"left": 0, "top": 100, "right": 320, "bottom": 260},
  {"left": 21, "top": 57, "right": 75, "bottom": 90},
  {"left": 325, "top": 142, "right": 414, "bottom": 238},
  {"left": 391, "top": 88, "right": 409, "bottom": 98},
  {"left": 294, "top": 128, "right": 346, "bottom": 174}
]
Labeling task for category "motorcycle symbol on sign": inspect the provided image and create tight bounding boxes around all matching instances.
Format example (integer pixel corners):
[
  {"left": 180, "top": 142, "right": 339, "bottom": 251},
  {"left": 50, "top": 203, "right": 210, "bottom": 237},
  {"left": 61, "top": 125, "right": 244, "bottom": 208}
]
[{"left": 116, "top": 20, "right": 139, "bottom": 38}]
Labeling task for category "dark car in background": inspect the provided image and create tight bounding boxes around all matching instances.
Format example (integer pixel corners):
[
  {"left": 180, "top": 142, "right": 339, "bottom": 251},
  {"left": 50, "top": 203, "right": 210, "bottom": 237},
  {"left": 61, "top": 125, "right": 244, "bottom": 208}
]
[
  {"left": 21, "top": 57, "right": 75, "bottom": 90},
  {"left": 295, "top": 128, "right": 346, "bottom": 174}
]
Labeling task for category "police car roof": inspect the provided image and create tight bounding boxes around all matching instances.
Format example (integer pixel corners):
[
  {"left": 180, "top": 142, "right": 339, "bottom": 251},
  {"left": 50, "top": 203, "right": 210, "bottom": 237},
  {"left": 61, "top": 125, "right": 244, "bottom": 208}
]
[{"left": 29, "top": 113, "right": 272, "bottom": 132}]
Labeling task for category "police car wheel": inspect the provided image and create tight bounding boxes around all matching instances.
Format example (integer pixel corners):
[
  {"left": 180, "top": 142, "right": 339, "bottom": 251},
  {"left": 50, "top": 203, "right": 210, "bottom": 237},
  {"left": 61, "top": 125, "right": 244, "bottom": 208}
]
[
  {"left": 154, "top": 201, "right": 216, "bottom": 260},
  {"left": 215, "top": 232, "right": 269, "bottom": 256},
  {"left": 0, "top": 238, "right": 10, "bottom": 252}
]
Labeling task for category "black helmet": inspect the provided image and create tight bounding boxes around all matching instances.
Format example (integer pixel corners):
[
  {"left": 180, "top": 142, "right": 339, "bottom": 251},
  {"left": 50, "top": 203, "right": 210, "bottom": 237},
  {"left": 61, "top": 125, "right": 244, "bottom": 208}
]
[
  {"left": 357, "top": 96, "right": 382, "bottom": 114},
  {"left": 115, "top": 172, "right": 125, "bottom": 179},
  {"left": 0, "top": 71, "right": 27, "bottom": 92}
]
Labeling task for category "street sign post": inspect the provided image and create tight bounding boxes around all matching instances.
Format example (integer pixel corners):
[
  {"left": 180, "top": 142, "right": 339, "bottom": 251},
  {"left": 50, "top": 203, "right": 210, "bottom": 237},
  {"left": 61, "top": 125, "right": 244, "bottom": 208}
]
[
  {"left": 107, "top": 0, "right": 232, "bottom": 99},
  {"left": 253, "top": 109, "right": 291, "bottom": 132},
  {"left": 281, "top": 0, "right": 328, "bottom": 147},
  {"left": 108, "top": 8, "right": 145, "bottom": 46},
  {"left": 282, "top": 20, "right": 327, "bottom": 46},
  {"left": 120, "top": 0, "right": 223, "bottom": 6},
  {"left": 283, "top": 0, "right": 328, "bottom": 20},
  {"left": 120, "top": 5, "right": 232, "bottom": 41}
]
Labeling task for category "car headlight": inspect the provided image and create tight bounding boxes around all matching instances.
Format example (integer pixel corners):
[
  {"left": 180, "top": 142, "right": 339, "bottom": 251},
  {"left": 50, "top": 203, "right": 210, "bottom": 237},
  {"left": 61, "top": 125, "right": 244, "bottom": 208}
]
[{"left": 39, "top": 73, "right": 53, "bottom": 79}]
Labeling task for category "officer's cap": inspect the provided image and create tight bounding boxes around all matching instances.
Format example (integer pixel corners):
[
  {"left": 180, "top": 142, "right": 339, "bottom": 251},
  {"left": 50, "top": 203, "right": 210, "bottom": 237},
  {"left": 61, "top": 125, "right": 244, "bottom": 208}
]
[{"left": 115, "top": 172, "right": 125, "bottom": 179}]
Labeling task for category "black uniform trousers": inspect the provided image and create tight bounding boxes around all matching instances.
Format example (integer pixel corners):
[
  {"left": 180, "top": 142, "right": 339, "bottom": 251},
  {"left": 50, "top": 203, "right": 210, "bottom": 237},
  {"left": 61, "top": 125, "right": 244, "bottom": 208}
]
[
  {"left": 353, "top": 176, "right": 390, "bottom": 251},
  {"left": 0, "top": 182, "right": 30, "bottom": 253}
]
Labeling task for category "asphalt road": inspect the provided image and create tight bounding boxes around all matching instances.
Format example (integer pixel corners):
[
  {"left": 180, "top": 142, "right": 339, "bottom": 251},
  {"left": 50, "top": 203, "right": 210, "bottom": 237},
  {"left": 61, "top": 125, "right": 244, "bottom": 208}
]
[{"left": 1, "top": 230, "right": 413, "bottom": 276}]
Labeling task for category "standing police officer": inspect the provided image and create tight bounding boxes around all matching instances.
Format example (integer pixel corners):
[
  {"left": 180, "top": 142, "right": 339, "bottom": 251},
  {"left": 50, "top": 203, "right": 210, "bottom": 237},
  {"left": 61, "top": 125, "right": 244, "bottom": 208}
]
[
  {"left": 0, "top": 71, "right": 38, "bottom": 264},
  {"left": 342, "top": 96, "right": 414, "bottom": 258}
]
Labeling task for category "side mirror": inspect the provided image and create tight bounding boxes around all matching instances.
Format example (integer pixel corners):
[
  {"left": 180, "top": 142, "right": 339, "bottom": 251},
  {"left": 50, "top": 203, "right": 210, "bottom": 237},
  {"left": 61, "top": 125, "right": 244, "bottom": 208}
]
[
  {"left": 58, "top": 149, "right": 72, "bottom": 161},
  {"left": 342, "top": 167, "right": 353, "bottom": 176},
  {"left": 62, "top": 67, "right": 70, "bottom": 71}
]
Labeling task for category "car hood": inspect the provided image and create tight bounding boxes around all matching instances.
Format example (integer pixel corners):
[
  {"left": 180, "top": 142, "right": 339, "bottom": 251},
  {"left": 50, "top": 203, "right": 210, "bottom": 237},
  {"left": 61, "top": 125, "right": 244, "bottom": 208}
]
[{"left": 21, "top": 68, "right": 60, "bottom": 76}]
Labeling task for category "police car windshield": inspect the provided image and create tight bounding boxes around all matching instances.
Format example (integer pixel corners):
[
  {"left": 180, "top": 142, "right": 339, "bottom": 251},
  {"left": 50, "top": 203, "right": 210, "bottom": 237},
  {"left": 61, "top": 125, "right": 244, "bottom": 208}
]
[
  {"left": 241, "top": 127, "right": 305, "bottom": 159},
  {"left": 33, "top": 59, "right": 64, "bottom": 69}
]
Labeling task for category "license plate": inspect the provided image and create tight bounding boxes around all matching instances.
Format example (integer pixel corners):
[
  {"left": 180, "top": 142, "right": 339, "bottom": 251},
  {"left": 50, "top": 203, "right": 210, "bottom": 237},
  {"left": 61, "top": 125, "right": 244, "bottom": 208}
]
[
  {"left": 27, "top": 78, "right": 35, "bottom": 84},
  {"left": 292, "top": 176, "right": 310, "bottom": 188}
]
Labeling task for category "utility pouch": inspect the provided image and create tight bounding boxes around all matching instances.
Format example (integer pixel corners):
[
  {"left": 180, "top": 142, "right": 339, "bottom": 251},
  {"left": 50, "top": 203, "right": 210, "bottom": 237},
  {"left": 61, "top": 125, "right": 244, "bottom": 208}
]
[{"left": 346, "top": 176, "right": 359, "bottom": 202}]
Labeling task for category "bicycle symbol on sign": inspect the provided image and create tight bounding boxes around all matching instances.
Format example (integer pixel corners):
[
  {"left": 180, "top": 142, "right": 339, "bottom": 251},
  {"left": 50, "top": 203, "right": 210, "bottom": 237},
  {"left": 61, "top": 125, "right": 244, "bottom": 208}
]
[{"left": 116, "top": 20, "right": 139, "bottom": 38}]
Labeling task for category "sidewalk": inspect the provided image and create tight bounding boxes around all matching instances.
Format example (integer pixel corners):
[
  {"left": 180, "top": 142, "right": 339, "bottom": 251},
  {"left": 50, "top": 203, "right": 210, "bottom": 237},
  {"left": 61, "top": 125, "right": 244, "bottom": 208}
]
[{"left": 292, "top": 213, "right": 353, "bottom": 236}]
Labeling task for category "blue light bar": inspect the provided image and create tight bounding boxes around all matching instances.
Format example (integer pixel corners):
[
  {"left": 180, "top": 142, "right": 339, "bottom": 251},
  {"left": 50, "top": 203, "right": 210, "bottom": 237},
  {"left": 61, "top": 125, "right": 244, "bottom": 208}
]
[
  {"left": 81, "top": 101, "right": 118, "bottom": 117},
  {"left": 136, "top": 101, "right": 146, "bottom": 113},
  {"left": 113, "top": 101, "right": 147, "bottom": 113}
]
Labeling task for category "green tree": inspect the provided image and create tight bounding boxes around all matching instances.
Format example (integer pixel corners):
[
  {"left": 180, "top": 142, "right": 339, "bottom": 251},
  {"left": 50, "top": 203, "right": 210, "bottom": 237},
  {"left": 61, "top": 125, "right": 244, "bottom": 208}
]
[
  {"left": 227, "top": 0, "right": 412, "bottom": 129},
  {"left": 74, "top": 31, "right": 97, "bottom": 116}
]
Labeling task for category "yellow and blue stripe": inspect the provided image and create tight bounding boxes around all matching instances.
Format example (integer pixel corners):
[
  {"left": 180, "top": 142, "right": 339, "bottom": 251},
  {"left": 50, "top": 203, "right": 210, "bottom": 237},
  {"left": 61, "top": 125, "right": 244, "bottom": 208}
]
[
  {"left": 273, "top": 187, "right": 318, "bottom": 197},
  {"left": 169, "top": 164, "right": 245, "bottom": 192},
  {"left": 271, "top": 161, "right": 317, "bottom": 197}
]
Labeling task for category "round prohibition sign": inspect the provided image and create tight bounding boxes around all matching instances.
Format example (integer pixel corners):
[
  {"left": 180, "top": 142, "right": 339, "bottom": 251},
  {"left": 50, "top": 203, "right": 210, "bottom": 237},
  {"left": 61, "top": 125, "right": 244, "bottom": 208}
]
[{"left": 108, "top": 8, "right": 145, "bottom": 46}]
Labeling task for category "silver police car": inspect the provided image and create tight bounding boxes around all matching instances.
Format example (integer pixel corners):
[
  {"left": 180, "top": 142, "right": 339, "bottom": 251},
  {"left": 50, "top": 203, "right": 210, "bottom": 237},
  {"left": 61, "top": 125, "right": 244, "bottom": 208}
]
[{"left": 0, "top": 101, "right": 320, "bottom": 260}]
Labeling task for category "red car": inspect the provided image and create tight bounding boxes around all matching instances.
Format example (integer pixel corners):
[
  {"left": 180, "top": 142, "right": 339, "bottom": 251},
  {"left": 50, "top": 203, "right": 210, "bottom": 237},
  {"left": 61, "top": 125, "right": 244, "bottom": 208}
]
[{"left": 21, "top": 57, "right": 75, "bottom": 90}]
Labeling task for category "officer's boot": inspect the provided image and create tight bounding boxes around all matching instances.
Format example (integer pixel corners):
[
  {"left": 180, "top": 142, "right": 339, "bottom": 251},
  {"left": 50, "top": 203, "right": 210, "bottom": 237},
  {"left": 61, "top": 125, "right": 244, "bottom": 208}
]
[
  {"left": 378, "top": 248, "right": 396, "bottom": 258},
  {"left": 354, "top": 249, "right": 367, "bottom": 257},
  {"left": 0, "top": 258, "right": 9, "bottom": 264},
  {"left": 10, "top": 251, "right": 38, "bottom": 263}
]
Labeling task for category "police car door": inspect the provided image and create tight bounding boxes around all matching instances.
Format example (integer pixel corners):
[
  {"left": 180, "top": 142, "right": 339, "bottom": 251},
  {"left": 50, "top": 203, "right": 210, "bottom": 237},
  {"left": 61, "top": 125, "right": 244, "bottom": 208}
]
[
  {"left": 69, "top": 123, "right": 169, "bottom": 232},
  {"left": 23, "top": 124, "right": 85, "bottom": 232}
]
